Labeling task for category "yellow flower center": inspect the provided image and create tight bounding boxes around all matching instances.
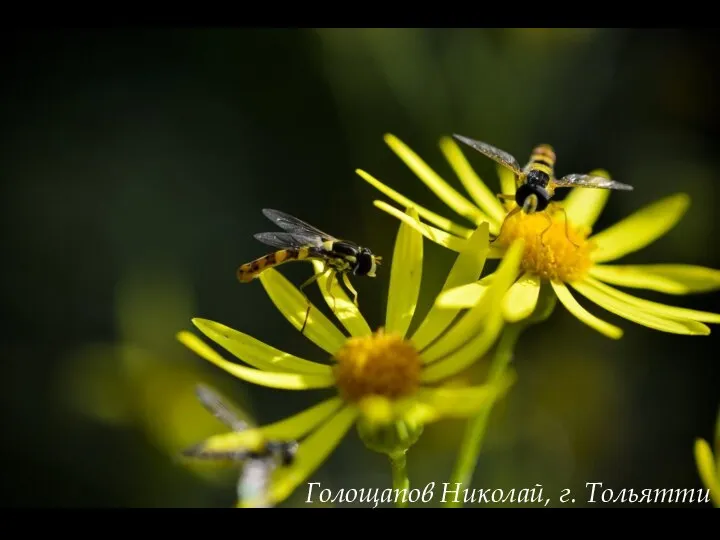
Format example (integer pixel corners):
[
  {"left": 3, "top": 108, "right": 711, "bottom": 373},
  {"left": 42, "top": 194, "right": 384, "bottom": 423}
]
[
  {"left": 495, "top": 203, "right": 595, "bottom": 282},
  {"left": 333, "top": 329, "right": 422, "bottom": 403}
]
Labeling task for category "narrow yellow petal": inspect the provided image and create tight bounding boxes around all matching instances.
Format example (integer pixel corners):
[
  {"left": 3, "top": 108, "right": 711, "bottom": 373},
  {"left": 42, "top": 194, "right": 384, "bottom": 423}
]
[
  {"left": 421, "top": 239, "right": 523, "bottom": 369},
  {"left": 373, "top": 200, "right": 468, "bottom": 252},
  {"left": 497, "top": 163, "right": 517, "bottom": 197},
  {"left": 410, "top": 373, "right": 516, "bottom": 423},
  {"left": 176, "top": 331, "right": 335, "bottom": 390},
  {"left": 268, "top": 406, "right": 358, "bottom": 506},
  {"left": 186, "top": 397, "right": 345, "bottom": 455},
  {"left": 590, "top": 193, "right": 690, "bottom": 263},
  {"left": 562, "top": 168, "right": 612, "bottom": 230},
  {"left": 439, "top": 136, "right": 506, "bottom": 227},
  {"left": 434, "top": 276, "right": 493, "bottom": 309},
  {"left": 589, "top": 264, "right": 720, "bottom": 295},
  {"left": 550, "top": 281, "right": 623, "bottom": 339},
  {"left": 694, "top": 438, "right": 720, "bottom": 507},
  {"left": 386, "top": 207, "right": 423, "bottom": 338},
  {"left": 502, "top": 272, "right": 541, "bottom": 322},
  {"left": 569, "top": 281, "right": 710, "bottom": 335},
  {"left": 584, "top": 276, "right": 720, "bottom": 324},
  {"left": 259, "top": 268, "right": 347, "bottom": 355},
  {"left": 310, "top": 260, "right": 371, "bottom": 339},
  {"left": 411, "top": 223, "right": 490, "bottom": 350},
  {"left": 384, "top": 133, "right": 489, "bottom": 225},
  {"left": 356, "top": 169, "right": 472, "bottom": 237},
  {"left": 191, "top": 318, "right": 331, "bottom": 375}
]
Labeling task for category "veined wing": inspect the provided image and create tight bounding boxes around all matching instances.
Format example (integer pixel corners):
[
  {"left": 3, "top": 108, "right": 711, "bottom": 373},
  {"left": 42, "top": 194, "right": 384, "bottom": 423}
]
[
  {"left": 253, "top": 231, "right": 324, "bottom": 250},
  {"left": 262, "top": 209, "right": 337, "bottom": 242},
  {"left": 552, "top": 173, "right": 634, "bottom": 191},
  {"left": 452, "top": 134, "right": 523, "bottom": 176},
  {"left": 194, "top": 384, "right": 252, "bottom": 432}
]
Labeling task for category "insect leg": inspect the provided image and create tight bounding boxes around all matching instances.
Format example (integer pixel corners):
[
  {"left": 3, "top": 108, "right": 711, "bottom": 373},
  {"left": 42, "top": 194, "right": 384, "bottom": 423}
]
[
  {"left": 326, "top": 270, "right": 339, "bottom": 312},
  {"left": 539, "top": 212, "right": 554, "bottom": 248},
  {"left": 297, "top": 269, "right": 325, "bottom": 334},
  {"left": 491, "top": 205, "right": 521, "bottom": 245},
  {"left": 341, "top": 272, "right": 359, "bottom": 307},
  {"left": 557, "top": 206, "right": 580, "bottom": 249}
]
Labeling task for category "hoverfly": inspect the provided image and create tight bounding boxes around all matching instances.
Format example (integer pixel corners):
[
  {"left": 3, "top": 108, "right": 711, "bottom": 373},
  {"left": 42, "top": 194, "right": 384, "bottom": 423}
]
[
  {"left": 182, "top": 384, "right": 299, "bottom": 508},
  {"left": 452, "top": 134, "right": 633, "bottom": 244},
  {"left": 236, "top": 208, "right": 382, "bottom": 332}
]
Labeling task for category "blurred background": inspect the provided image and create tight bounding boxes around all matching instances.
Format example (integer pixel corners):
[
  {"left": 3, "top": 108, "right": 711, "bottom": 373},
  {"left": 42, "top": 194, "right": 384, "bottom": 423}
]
[{"left": 2, "top": 28, "right": 719, "bottom": 508}]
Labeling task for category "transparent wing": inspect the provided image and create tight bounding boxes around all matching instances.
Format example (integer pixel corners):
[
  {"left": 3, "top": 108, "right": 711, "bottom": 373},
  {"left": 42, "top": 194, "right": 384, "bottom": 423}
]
[
  {"left": 194, "top": 384, "right": 252, "bottom": 432},
  {"left": 237, "top": 458, "right": 273, "bottom": 507},
  {"left": 552, "top": 173, "right": 634, "bottom": 191},
  {"left": 262, "top": 209, "right": 337, "bottom": 242},
  {"left": 253, "top": 231, "right": 323, "bottom": 250},
  {"left": 452, "top": 134, "right": 523, "bottom": 175}
]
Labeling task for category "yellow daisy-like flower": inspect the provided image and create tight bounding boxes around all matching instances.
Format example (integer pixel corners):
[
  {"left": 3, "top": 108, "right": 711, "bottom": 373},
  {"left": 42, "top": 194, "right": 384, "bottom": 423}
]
[
  {"left": 695, "top": 408, "right": 720, "bottom": 508},
  {"left": 356, "top": 133, "right": 720, "bottom": 339},
  {"left": 177, "top": 208, "right": 522, "bottom": 508}
]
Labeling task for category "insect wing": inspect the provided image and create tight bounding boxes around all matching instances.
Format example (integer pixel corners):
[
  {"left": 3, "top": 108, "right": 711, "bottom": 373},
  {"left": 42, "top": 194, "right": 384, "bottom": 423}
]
[
  {"left": 262, "top": 209, "right": 337, "bottom": 242},
  {"left": 194, "top": 384, "right": 253, "bottom": 432},
  {"left": 237, "top": 458, "right": 274, "bottom": 508},
  {"left": 552, "top": 173, "right": 634, "bottom": 191},
  {"left": 253, "top": 231, "right": 321, "bottom": 250},
  {"left": 452, "top": 134, "right": 523, "bottom": 175}
]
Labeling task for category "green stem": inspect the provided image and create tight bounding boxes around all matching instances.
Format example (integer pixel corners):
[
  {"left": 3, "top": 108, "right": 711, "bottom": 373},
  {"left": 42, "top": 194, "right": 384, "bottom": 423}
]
[
  {"left": 444, "top": 323, "right": 525, "bottom": 508},
  {"left": 390, "top": 451, "right": 409, "bottom": 508}
]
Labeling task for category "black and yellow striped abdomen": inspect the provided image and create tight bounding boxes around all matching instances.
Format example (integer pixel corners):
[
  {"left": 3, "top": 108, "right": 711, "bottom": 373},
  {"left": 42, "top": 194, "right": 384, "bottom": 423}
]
[
  {"left": 527, "top": 144, "right": 556, "bottom": 178},
  {"left": 236, "top": 247, "right": 312, "bottom": 283}
]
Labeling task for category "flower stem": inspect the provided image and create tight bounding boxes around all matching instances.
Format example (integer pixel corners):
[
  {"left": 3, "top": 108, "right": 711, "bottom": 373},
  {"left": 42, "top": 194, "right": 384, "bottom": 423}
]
[
  {"left": 444, "top": 322, "right": 525, "bottom": 508},
  {"left": 389, "top": 451, "right": 409, "bottom": 508}
]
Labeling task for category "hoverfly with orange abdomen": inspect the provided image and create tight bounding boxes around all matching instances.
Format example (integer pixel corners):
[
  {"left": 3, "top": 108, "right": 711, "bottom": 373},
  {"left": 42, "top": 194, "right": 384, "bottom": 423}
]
[
  {"left": 452, "top": 134, "right": 634, "bottom": 244},
  {"left": 236, "top": 208, "right": 382, "bottom": 332}
]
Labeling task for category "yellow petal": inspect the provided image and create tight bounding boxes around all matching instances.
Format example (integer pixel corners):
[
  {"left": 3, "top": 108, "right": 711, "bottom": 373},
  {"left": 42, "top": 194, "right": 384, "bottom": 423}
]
[
  {"left": 589, "top": 264, "right": 720, "bottom": 295},
  {"left": 694, "top": 438, "right": 720, "bottom": 507},
  {"left": 590, "top": 193, "right": 690, "bottom": 263},
  {"left": 259, "top": 268, "right": 347, "bottom": 355},
  {"left": 569, "top": 281, "right": 710, "bottom": 335},
  {"left": 409, "top": 373, "right": 516, "bottom": 424},
  {"left": 176, "top": 331, "right": 335, "bottom": 389},
  {"left": 191, "top": 318, "right": 331, "bottom": 375},
  {"left": 356, "top": 169, "right": 472, "bottom": 238},
  {"left": 384, "top": 133, "right": 489, "bottom": 225},
  {"left": 386, "top": 207, "right": 423, "bottom": 338},
  {"left": 434, "top": 276, "right": 493, "bottom": 309},
  {"left": 310, "top": 260, "right": 371, "bottom": 339},
  {"left": 502, "top": 272, "right": 540, "bottom": 322},
  {"left": 562, "top": 168, "right": 612, "bottom": 230},
  {"left": 185, "top": 397, "right": 345, "bottom": 455},
  {"left": 411, "top": 223, "right": 489, "bottom": 350},
  {"left": 497, "top": 163, "right": 517, "bottom": 197},
  {"left": 267, "top": 405, "right": 358, "bottom": 507},
  {"left": 584, "top": 276, "right": 720, "bottom": 324},
  {"left": 550, "top": 281, "right": 623, "bottom": 340},
  {"left": 421, "top": 239, "right": 523, "bottom": 375},
  {"left": 374, "top": 200, "right": 467, "bottom": 252},
  {"left": 439, "top": 136, "right": 506, "bottom": 227}
]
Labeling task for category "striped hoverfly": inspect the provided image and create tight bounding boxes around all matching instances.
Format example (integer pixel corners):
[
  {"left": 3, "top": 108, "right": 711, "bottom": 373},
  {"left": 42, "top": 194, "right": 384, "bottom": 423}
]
[
  {"left": 452, "top": 134, "right": 634, "bottom": 244},
  {"left": 182, "top": 384, "right": 298, "bottom": 508},
  {"left": 236, "top": 208, "right": 382, "bottom": 332}
]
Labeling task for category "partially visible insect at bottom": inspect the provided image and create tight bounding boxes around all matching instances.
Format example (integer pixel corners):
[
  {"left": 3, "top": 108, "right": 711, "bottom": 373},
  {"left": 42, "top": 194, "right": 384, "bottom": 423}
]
[
  {"left": 181, "top": 384, "right": 299, "bottom": 508},
  {"left": 236, "top": 208, "right": 382, "bottom": 333},
  {"left": 452, "top": 134, "right": 634, "bottom": 248}
]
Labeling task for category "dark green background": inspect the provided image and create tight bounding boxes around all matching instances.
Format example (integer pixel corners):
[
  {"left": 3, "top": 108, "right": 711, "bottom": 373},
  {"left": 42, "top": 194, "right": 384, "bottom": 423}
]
[{"left": 1, "top": 28, "right": 718, "bottom": 507}]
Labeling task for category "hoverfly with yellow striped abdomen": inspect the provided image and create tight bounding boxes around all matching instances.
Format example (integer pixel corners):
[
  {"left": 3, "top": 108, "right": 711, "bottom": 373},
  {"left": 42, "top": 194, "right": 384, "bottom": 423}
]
[
  {"left": 236, "top": 208, "right": 382, "bottom": 333},
  {"left": 452, "top": 134, "right": 634, "bottom": 245}
]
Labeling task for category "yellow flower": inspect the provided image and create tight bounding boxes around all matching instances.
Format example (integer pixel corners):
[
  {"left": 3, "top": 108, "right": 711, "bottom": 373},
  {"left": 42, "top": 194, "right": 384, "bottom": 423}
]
[
  {"left": 695, "top": 408, "right": 720, "bottom": 507},
  {"left": 176, "top": 208, "right": 522, "bottom": 508},
  {"left": 356, "top": 133, "right": 720, "bottom": 339}
]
